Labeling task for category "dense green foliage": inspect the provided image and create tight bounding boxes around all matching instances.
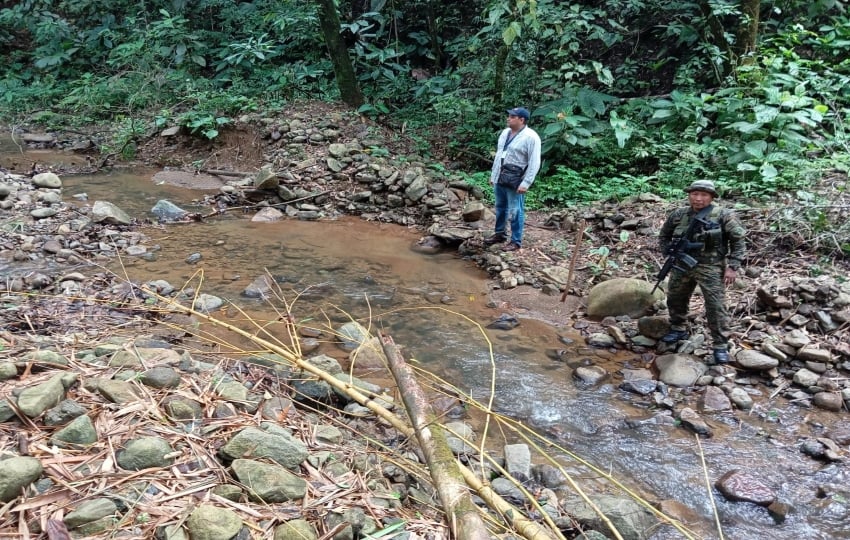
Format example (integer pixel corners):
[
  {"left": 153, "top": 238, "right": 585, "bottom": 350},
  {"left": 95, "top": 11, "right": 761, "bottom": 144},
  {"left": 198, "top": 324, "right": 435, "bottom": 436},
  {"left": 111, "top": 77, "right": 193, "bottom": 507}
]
[{"left": 1, "top": 1, "right": 848, "bottom": 221}]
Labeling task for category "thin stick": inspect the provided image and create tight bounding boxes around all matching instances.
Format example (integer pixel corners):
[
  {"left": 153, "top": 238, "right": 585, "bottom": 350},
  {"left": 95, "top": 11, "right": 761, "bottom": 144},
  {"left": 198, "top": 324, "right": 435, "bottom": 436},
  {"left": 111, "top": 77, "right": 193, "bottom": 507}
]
[
  {"left": 696, "top": 434, "right": 724, "bottom": 540},
  {"left": 561, "top": 219, "right": 586, "bottom": 302}
]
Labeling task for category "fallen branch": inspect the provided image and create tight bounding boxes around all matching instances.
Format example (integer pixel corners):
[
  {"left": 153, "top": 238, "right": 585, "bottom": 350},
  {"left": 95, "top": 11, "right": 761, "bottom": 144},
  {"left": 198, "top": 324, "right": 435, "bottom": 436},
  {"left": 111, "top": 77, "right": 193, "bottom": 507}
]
[
  {"left": 202, "top": 190, "right": 332, "bottom": 218},
  {"left": 200, "top": 169, "right": 252, "bottom": 177}
]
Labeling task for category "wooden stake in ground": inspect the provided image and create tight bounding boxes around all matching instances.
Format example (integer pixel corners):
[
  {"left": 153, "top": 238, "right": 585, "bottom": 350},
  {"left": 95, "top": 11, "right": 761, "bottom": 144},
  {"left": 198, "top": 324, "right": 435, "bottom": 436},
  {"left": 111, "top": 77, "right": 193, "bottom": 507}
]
[
  {"left": 561, "top": 219, "right": 586, "bottom": 302},
  {"left": 381, "top": 333, "right": 491, "bottom": 540}
]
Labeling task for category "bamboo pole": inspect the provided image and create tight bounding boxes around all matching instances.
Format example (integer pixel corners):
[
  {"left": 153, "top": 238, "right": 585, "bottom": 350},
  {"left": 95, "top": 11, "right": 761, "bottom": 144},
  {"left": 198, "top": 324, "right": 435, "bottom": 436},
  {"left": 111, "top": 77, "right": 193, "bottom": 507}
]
[
  {"left": 144, "top": 289, "right": 558, "bottom": 540},
  {"left": 380, "top": 334, "right": 491, "bottom": 540},
  {"left": 561, "top": 220, "right": 586, "bottom": 302}
]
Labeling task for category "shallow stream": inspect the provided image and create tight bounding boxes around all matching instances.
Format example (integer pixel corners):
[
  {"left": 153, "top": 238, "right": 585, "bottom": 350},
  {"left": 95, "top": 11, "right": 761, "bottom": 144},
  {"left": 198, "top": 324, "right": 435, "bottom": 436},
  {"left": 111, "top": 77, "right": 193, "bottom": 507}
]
[{"left": 3, "top": 142, "right": 848, "bottom": 540}]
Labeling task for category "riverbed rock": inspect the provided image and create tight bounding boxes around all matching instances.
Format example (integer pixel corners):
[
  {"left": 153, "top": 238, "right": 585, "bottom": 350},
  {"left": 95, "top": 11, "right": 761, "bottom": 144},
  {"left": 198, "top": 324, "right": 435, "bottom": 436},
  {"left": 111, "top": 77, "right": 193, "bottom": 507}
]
[
  {"left": 186, "top": 504, "right": 243, "bottom": 540},
  {"left": 231, "top": 459, "right": 307, "bottom": 502},
  {"left": 813, "top": 392, "right": 844, "bottom": 412},
  {"left": 563, "top": 493, "right": 658, "bottom": 540},
  {"left": 655, "top": 354, "right": 707, "bottom": 387},
  {"left": 573, "top": 365, "right": 608, "bottom": 385},
  {"left": 736, "top": 349, "right": 779, "bottom": 371},
  {"left": 797, "top": 346, "right": 832, "bottom": 363},
  {"left": 716, "top": 469, "right": 777, "bottom": 506},
  {"left": 504, "top": 443, "right": 532, "bottom": 481},
  {"left": 117, "top": 436, "right": 175, "bottom": 470},
  {"left": 678, "top": 407, "right": 712, "bottom": 437},
  {"left": 32, "top": 172, "right": 62, "bottom": 188},
  {"left": 793, "top": 368, "right": 820, "bottom": 388},
  {"left": 587, "top": 278, "right": 663, "bottom": 319},
  {"left": 700, "top": 385, "right": 732, "bottom": 412},
  {"left": 219, "top": 426, "right": 308, "bottom": 470},
  {"left": 0, "top": 457, "right": 44, "bottom": 502},
  {"left": 151, "top": 199, "right": 189, "bottom": 221},
  {"left": 243, "top": 275, "right": 274, "bottom": 298},
  {"left": 728, "top": 387, "right": 754, "bottom": 410},
  {"left": 92, "top": 200, "right": 132, "bottom": 225},
  {"left": 51, "top": 414, "right": 98, "bottom": 447},
  {"left": 252, "top": 206, "right": 284, "bottom": 222},
  {"left": 16, "top": 374, "right": 66, "bottom": 417}
]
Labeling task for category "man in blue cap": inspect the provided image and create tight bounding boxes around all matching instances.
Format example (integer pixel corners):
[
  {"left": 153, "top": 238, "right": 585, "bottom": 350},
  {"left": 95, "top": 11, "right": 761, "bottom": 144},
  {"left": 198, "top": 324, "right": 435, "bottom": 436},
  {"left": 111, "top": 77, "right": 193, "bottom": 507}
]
[{"left": 483, "top": 107, "right": 542, "bottom": 252}]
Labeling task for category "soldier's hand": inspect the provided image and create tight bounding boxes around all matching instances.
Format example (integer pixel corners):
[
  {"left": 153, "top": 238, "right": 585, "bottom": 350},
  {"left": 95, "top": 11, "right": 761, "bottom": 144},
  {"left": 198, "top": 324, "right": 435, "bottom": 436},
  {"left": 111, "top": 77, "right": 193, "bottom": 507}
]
[{"left": 723, "top": 267, "right": 737, "bottom": 287}]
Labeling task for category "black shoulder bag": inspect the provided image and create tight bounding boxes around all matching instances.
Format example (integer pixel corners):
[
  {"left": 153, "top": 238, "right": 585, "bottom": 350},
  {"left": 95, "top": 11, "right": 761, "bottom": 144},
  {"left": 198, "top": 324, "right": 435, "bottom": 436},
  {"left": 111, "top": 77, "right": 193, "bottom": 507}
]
[{"left": 497, "top": 129, "right": 527, "bottom": 190}]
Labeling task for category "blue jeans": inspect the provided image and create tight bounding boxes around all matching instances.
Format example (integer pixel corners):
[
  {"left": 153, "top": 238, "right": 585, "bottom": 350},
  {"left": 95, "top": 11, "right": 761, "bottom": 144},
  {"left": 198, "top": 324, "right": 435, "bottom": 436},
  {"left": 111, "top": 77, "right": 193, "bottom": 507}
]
[{"left": 493, "top": 183, "right": 525, "bottom": 245}]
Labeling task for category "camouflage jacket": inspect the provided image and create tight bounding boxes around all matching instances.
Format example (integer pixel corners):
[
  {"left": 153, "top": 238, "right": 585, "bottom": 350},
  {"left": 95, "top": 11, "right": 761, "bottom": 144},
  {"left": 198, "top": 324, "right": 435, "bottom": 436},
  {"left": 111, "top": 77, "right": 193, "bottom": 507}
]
[{"left": 658, "top": 204, "right": 747, "bottom": 270}]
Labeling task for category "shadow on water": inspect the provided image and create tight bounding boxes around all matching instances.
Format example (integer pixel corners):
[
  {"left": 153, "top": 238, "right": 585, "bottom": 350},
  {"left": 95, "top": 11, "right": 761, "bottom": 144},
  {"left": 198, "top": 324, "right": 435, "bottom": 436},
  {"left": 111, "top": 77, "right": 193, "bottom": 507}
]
[{"left": 5, "top": 147, "right": 849, "bottom": 539}]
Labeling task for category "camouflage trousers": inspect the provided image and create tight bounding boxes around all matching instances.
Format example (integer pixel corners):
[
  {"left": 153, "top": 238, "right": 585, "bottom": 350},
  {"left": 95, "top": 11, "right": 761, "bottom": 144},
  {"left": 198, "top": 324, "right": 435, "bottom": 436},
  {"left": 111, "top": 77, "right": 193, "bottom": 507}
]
[{"left": 666, "top": 263, "right": 730, "bottom": 350}]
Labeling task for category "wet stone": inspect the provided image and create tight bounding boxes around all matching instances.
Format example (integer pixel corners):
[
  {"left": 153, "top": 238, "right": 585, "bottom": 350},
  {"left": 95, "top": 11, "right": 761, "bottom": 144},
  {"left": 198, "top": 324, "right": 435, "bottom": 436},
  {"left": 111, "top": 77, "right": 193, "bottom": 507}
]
[
  {"left": 678, "top": 407, "right": 712, "bottom": 437},
  {"left": 0, "top": 362, "right": 16, "bottom": 380},
  {"left": 768, "top": 500, "right": 791, "bottom": 524},
  {"left": 186, "top": 504, "right": 243, "bottom": 540},
  {"left": 117, "top": 436, "right": 175, "bottom": 470},
  {"left": 700, "top": 386, "right": 732, "bottom": 412},
  {"left": 793, "top": 368, "right": 821, "bottom": 388},
  {"left": 715, "top": 470, "right": 776, "bottom": 506},
  {"left": 163, "top": 397, "right": 204, "bottom": 420},
  {"left": 813, "top": 392, "right": 844, "bottom": 412},
  {"left": 619, "top": 379, "right": 657, "bottom": 395},
  {"left": 728, "top": 387, "right": 754, "bottom": 410},
  {"left": 65, "top": 498, "right": 117, "bottom": 529}
]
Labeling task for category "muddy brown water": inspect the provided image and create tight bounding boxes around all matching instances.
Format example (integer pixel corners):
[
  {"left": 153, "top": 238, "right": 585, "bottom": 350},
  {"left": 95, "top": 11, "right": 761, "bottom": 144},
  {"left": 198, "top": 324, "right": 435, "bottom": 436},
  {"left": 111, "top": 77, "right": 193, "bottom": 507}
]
[{"left": 3, "top": 143, "right": 849, "bottom": 539}]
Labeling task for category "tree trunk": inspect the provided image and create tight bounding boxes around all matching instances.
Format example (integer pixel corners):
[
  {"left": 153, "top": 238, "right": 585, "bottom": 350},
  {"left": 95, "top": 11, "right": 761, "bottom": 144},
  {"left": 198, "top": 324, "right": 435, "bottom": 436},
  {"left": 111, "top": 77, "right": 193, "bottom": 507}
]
[
  {"left": 425, "top": 1, "right": 444, "bottom": 71},
  {"left": 315, "top": 0, "right": 364, "bottom": 108},
  {"left": 736, "top": 0, "right": 760, "bottom": 60},
  {"left": 493, "top": 44, "right": 509, "bottom": 103}
]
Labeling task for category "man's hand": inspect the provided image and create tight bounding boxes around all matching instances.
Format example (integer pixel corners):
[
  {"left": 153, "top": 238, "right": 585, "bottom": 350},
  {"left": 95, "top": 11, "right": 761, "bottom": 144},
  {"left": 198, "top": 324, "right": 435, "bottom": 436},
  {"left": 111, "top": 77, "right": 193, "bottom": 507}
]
[
  {"left": 517, "top": 186, "right": 528, "bottom": 194},
  {"left": 723, "top": 267, "right": 737, "bottom": 287}
]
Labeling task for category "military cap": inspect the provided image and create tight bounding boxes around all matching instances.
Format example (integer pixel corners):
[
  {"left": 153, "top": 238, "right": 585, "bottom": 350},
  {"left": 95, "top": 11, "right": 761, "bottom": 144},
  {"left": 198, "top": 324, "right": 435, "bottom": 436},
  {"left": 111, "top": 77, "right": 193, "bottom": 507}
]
[{"left": 684, "top": 180, "right": 718, "bottom": 197}]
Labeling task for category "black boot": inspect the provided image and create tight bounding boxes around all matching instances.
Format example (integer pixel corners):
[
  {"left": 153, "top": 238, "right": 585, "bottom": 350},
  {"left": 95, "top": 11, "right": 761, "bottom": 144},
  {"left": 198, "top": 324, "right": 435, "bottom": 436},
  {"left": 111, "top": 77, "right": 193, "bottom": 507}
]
[
  {"left": 713, "top": 349, "right": 730, "bottom": 364},
  {"left": 660, "top": 329, "right": 689, "bottom": 343},
  {"left": 483, "top": 233, "right": 506, "bottom": 246}
]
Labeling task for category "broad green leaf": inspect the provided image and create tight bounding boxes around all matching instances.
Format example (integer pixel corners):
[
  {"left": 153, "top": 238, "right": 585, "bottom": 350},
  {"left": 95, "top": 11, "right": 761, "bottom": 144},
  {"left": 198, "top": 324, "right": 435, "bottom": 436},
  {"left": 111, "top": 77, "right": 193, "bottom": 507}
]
[
  {"left": 744, "top": 140, "right": 767, "bottom": 158},
  {"left": 726, "top": 121, "right": 763, "bottom": 134},
  {"left": 651, "top": 109, "right": 675, "bottom": 120},
  {"left": 503, "top": 22, "right": 522, "bottom": 46},
  {"left": 543, "top": 122, "right": 564, "bottom": 136},
  {"left": 753, "top": 105, "right": 779, "bottom": 123},
  {"left": 760, "top": 163, "right": 778, "bottom": 178}
]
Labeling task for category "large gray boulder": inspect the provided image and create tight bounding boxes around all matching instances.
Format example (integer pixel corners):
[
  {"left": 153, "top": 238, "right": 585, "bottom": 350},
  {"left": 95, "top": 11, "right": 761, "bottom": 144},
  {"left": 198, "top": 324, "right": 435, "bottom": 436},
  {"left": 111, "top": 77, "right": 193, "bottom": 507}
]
[
  {"left": 655, "top": 354, "right": 707, "bottom": 387},
  {"left": 587, "top": 278, "right": 664, "bottom": 319}
]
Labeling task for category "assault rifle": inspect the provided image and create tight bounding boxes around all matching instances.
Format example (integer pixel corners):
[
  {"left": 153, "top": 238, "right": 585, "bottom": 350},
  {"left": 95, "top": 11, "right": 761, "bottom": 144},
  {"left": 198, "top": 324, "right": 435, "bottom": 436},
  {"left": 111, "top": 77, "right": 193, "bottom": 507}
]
[{"left": 651, "top": 206, "right": 713, "bottom": 294}]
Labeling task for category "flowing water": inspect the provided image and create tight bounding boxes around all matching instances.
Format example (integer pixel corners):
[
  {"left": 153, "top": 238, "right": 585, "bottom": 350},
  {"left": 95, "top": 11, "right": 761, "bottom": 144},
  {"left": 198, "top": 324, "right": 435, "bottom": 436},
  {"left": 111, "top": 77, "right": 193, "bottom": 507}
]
[{"left": 3, "top": 144, "right": 849, "bottom": 540}]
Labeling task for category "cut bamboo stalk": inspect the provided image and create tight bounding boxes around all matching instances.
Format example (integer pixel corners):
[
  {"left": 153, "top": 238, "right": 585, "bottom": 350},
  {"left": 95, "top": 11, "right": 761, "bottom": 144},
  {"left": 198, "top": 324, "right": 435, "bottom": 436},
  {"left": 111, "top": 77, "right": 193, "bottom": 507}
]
[
  {"left": 381, "top": 333, "right": 491, "bottom": 540},
  {"left": 561, "top": 220, "right": 586, "bottom": 302},
  {"left": 144, "top": 290, "right": 559, "bottom": 540}
]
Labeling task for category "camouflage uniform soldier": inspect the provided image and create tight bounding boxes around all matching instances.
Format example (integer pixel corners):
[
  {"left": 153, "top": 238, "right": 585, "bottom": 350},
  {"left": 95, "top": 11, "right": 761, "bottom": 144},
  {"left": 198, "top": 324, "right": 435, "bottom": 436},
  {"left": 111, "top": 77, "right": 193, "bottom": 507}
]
[{"left": 658, "top": 180, "right": 746, "bottom": 364}]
